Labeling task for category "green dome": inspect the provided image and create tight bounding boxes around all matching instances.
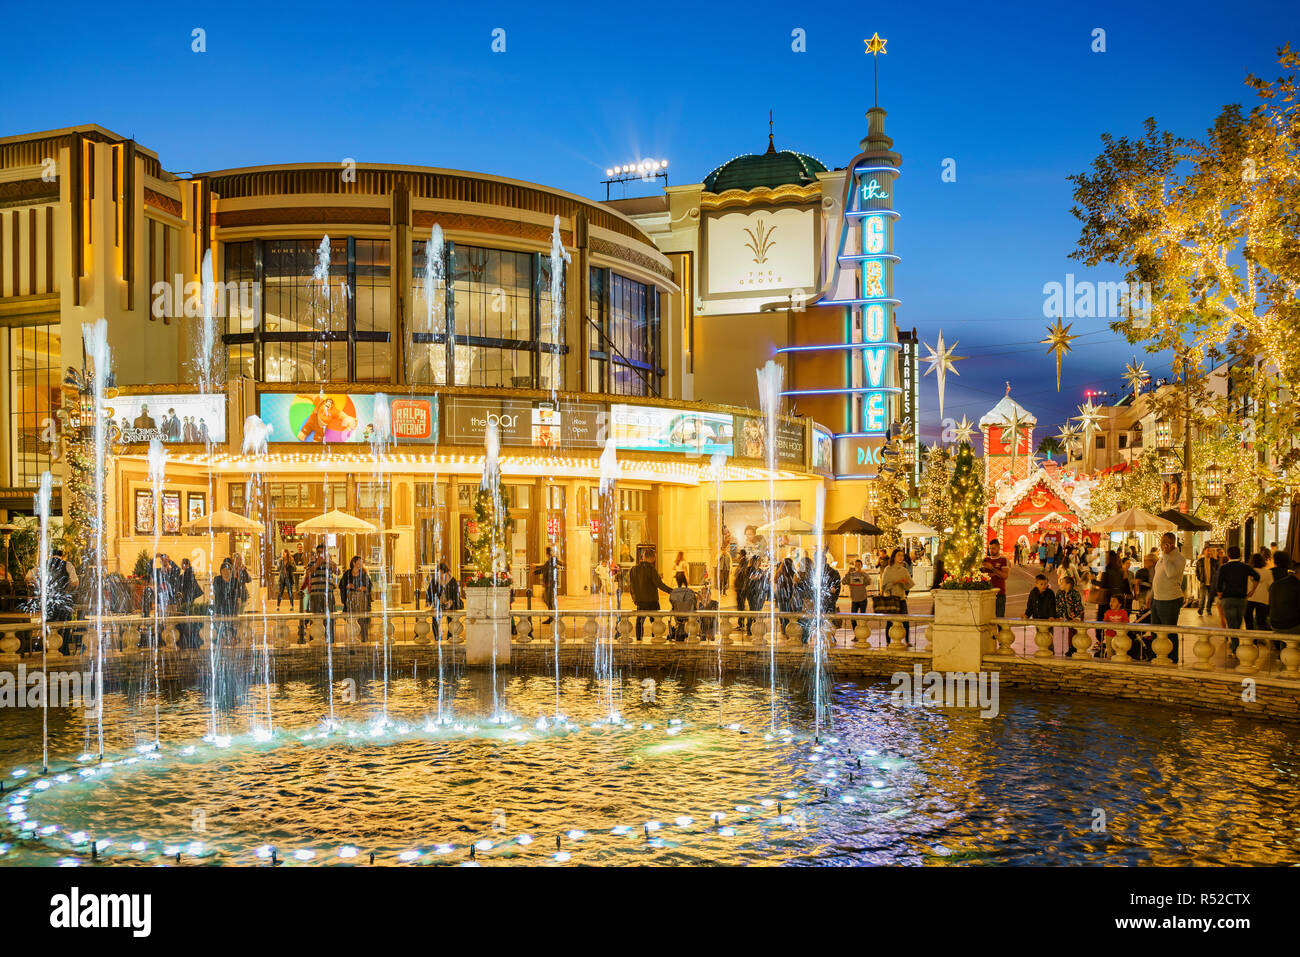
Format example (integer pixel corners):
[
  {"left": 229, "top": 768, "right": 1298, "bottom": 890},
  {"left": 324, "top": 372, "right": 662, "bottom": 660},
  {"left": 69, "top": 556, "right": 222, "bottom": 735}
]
[{"left": 702, "top": 144, "right": 827, "bottom": 193}]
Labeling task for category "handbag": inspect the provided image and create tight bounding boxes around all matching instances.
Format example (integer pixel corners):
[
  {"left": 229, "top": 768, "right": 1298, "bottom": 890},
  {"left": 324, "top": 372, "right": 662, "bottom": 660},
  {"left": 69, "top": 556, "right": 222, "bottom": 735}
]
[
  {"left": 872, "top": 594, "right": 902, "bottom": 614},
  {"left": 1086, "top": 586, "right": 1106, "bottom": 605}
]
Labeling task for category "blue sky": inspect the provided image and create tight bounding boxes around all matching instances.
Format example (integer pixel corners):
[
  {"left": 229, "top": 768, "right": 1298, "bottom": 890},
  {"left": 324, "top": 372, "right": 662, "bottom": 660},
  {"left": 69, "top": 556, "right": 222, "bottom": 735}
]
[{"left": 2, "top": 0, "right": 1294, "bottom": 441}]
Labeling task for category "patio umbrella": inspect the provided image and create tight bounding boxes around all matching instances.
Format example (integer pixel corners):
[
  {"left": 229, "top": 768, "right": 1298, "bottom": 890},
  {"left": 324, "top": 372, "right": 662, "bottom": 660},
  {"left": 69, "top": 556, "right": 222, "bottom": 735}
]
[
  {"left": 757, "top": 515, "right": 813, "bottom": 534},
  {"left": 1091, "top": 508, "right": 1175, "bottom": 533},
  {"left": 897, "top": 520, "right": 940, "bottom": 538},
  {"left": 1156, "top": 509, "right": 1211, "bottom": 532},
  {"left": 827, "top": 516, "right": 882, "bottom": 536},
  {"left": 180, "top": 508, "right": 263, "bottom": 534},
  {"left": 294, "top": 510, "right": 378, "bottom": 535}
]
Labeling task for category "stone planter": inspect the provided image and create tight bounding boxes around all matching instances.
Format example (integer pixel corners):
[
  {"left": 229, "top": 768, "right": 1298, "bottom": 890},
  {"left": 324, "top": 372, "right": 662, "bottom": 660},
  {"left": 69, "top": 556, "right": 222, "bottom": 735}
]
[
  {"left": 930, "top": 588, "right": 998, "bottom": 673},
  {"left": 464, "top": 585, "right": 511, "bottom": 667}
]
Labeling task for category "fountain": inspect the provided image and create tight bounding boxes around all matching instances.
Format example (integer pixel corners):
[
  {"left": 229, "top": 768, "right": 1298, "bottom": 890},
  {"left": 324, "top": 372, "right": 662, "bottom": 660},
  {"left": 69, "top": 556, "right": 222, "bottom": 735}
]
[
  {"left": 755, "top": 360, "right": 785, "bottom": 732},
  {"left": 463, "top": 421, "right": 511, "bottom": 672}
]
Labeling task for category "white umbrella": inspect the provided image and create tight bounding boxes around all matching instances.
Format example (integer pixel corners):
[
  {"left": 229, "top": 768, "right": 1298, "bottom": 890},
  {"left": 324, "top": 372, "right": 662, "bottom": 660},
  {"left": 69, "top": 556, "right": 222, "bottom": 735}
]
[
  {"left": 181, "top": 508, "right": 263, "bottom": 534},
  {"left": 294, "top": 509, "right": 378, "bottom": 535},
  {"left": 1091, "top": 508, "right": 1175, "bottom": 533},
  {"left": 757, "top": 515, "right": 813, "bottom": 534},
  {"left": 897, "top": 520, "right": 940, "bottom": 538}
]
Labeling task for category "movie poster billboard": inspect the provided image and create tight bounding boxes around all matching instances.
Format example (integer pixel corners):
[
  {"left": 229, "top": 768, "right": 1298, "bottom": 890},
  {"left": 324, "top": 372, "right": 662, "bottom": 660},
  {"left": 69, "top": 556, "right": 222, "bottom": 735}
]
[
  {"left": 610, "top": 405, "right": 733, "bottom": 456},
  {"left": 258, "top": 393, "right": 439, "bottom": 444},
  {"left": 812, "top": 426, "right": 833, "bottom": 475},
  {"left": 443, "top": 397, "right": 603, "bottom": 449},
  {"left": 733, "top": 414, "right": 806, "bottom": 468},
  {"left": 112, "top": 394, "right": 227, "bottom": 445}
]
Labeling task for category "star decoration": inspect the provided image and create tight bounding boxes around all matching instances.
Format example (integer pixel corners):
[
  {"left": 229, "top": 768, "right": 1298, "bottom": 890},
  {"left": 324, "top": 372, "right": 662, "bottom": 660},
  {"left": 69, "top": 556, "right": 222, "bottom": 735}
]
[
  {"left": 922, "top": 330, "right": 965, "bottom": 421},
  {"left": 1056, "top": 423, "right": 1081, "bottom": 460},
  {"left": 1000, "top": 405, "right": 1027, "bottom": 477},
  {"left": 1123, "top": 357, "right": 1150, "bottom": 396},
  {"left": 864, "top": 32, "right": 888, "bottom": 56},
  {"left": 1041, "top": 316, "right": 1078, "bottom": 392},
  {"left": 1075, "top": 400, "right": 1105, "bottom": 468},
  {"left": 951, "top": 414, "right": 976, "bottom": 446}
]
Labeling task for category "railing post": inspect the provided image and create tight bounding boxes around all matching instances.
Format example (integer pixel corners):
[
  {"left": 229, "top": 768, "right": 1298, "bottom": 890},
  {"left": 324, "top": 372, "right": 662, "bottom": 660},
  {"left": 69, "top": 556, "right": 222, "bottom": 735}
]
[
  {"left": 1281, "top": 638, "right": 1300, "bottom": 678},
  {"left": 1033, "top": 624, "right": 1054, "bottom": 658},
  {"left": 1191, "top": 632, "right": 1214, "bottom": 670},
  {"left": 930, "top": 588, "right": 996, "bottom": 673},
  {"left": 995, "top": 622, "right": 1015, "bottom": 656},
  {"left": 1235, "top": 637, "right": 1259, "bottom": 673}
]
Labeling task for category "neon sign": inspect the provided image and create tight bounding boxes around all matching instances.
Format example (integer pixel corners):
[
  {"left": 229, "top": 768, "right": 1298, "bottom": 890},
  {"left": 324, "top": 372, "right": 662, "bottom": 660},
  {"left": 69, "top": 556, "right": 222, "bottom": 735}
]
[{"left": 861, "top": 179, "right": 890, "bottom": 201}]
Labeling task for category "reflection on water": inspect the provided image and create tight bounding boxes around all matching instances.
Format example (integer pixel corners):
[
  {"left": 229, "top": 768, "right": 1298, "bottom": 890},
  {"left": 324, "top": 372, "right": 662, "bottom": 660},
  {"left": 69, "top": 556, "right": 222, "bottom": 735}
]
[{"left": 1, "top": 671, "right": 1298, "bottom": 866}]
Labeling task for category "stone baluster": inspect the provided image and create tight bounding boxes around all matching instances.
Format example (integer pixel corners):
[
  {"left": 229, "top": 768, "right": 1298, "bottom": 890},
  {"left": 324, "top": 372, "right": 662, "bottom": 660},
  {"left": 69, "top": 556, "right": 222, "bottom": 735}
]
[
  {"left": 413, "top": 619, "right": 432, "bottom": 645},
  {"left": 995, "top": 622, "right": 1015, "bottom": 656},
  {"left": 886, "top": 618, "right": 907, "bottom": 651},
  {"left": 1071, "top": 628, "right": 1092, "bottom": 658},
  {"left": 617, "top": 616, "right": 634, "bottom": 643},
  {"left": 782, "top": 620, "right": 802, "bottom": 646},
  {"left": 1033, "top": 624, "right": 1054, "bottom": 658},
  {"left": 1234, "top": 636, "right": 1259, "bottom": 673},
  {"left": 649, "top": 615, "right": 668, "bottom": 644},
  {"left": 852, "top": 617, "right": 871, "bottom": 646},
  {"left": 1280, "top": 637, "right": 1300, "bottom": 679},
  {"left": 307, "top": 622, "right": 326, "bottom": 645},
  {"left": 686, "top": 617, "right": 701, "bottom": 644},
  {"left": 1109, "top": 627, "right": 1133, "bottom": 662},
  {"left": 582, "top": 616, "right": 598, "bottom": 644},
  {"left": 452, "top": 614, "right": 466, "bottom": 644},
  {"left": 1149, "top": 627, "right": 1174, "bottom": 667},
  {"left": 515, "top": 616, "right": 533, "bottom": 642},
  {"left": 1191, "top": 632, "right": 1214, "bottom": 670},
  {"left": 0, "top": 629, "right": 19, "bottom": 660}
]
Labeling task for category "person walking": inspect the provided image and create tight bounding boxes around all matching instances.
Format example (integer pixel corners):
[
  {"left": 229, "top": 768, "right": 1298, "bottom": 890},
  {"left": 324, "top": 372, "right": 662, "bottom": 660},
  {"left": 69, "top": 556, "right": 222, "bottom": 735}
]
[
  {"left": 732, "top": 550, "right": 749, "bottom": 616},
  {"left": 844, "top": 560, "right": 870, "bottom": 616},
  {"left": 533, "top": 547, "right": 562, "bottom": 624},
  {"left": 275, "top": 549, "right": 298, "bottom": 610},
  {"left": 230, "top": 553, "right": 252, "bottom": 614},
  {"left": 1268, "top": 552, "right": 1300, "bottom": 653},
  {"left": 342, "top": 556, "right": 373, "bottom": 642},
  {"left": 774, "top": 557, "right": 799, "bottom": 638},
  {"left": 744, "top": 557, "right": 770, "bottom": 636},
  {"left": 211, "top": 558, "right": 241, "bottom": 646},
  {"left": 425, "top": 563, "right": 462, "bottom": 641},
  {"left": 1216, "top": 545, "right": 1259, "bottom": 653},
  {"left": 1056, "top": 574, "right": 1084, "bottom": 656},
  {"left": 306, "top": 544, "right": 339, "bottom": 642},
  {"left": 981, "top": 539, "right": 1010, "bottom": 618},
  {"left": 628, "top": 548, "right": 672, "bottom": 641},
  {"left": 176, "top": 557, "right": 202, "bottom": 648},
  {"left": 1246, "top": 552, "right": 1275, "bottom": 632},
  {"left": 879, "top": 547, "right": 914, "bottom": 644},
  {"left": 717, "top": 547, "right": 731, "bottom": 598},
  {"left": 1195, "top": 546, "right": 1221, "bottom": 616},
  {"left": 1148, "top": 532, "right": 1187, "bottom": 661},
  {"left": 671, "top": 551, "right": 687, "bottom": 587}
]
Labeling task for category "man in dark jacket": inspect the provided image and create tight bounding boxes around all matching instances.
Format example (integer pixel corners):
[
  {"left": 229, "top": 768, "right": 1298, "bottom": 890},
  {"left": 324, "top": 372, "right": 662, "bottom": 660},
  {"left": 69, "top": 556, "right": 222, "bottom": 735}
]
[
  {"left": 1216, "top": 545, "right": 1259, "bottom": 649},
  {"left": 1024, "top": 574, "right": 1057, "bottom": 619},
  {"left": 628, "top": 549, "right": 672, "bottom": 641},
  {"left": 1269, "top": 551, "right": 1300, "bottom": 637},
  {"left": 744, "top": 559, "right": 770, "bottom": 635},
  {"left": 533, "top": 547, "right": 562, "bottom": 624},
  {"left": 732, "top": 550, "right": 749, "bottom": 616}
]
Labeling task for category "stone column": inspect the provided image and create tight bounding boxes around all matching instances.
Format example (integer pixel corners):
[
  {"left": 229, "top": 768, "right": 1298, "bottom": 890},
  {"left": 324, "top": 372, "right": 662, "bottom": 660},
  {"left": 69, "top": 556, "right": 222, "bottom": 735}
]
[{"left": 929, "top": 588, "right": 997, "bottom": 673}]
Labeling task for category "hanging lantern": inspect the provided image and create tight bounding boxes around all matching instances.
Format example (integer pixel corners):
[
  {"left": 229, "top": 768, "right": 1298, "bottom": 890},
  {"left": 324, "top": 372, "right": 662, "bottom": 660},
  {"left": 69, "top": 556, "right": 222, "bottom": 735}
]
[
  {"left": 1205, "top": 463, "right": 1223, "bottom": 502},
  {"left": 1154, "top": 416, "right": 1172, "bottom": 450}
]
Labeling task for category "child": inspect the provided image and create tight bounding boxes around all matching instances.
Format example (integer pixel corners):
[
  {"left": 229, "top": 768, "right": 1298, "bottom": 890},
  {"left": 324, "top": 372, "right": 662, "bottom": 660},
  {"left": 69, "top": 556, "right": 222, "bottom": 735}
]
[
  {"left": 1024, "top": 574, "right": 1057, "bottom": 620},
  {"left": 1056, "top": 575, "right": 1084, "bottom": 656},
  {"left": 1101, "top": 594, "right": 1130, "bottom": 658}
]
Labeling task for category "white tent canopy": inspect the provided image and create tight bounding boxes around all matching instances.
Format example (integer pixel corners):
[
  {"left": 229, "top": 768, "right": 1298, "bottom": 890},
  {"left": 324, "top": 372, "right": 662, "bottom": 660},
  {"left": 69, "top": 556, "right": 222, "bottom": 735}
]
[
  {"left": 294, "top": 509, "right": 379, "bottom": 535},
  {"left": 896, "top": 520, "right": 940, "bottom": 538},
  {"left": 757, "top": 516, "right": 814, "bottom": 534}
]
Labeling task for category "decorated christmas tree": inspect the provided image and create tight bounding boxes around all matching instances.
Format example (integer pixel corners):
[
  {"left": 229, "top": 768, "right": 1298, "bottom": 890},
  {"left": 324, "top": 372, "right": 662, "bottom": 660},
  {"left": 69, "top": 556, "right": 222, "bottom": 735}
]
[
  {"left": 872, "top": 440, "right": 907, "bottom": 551},
  {"left": 464, "top": 485, "right": 513, "bottom": 586},
  {"left": 942, "top": 441, "right": 986, "bottom": 581},
  {"left": 919, "top": 445, "right": 954, "bottom": 550}
]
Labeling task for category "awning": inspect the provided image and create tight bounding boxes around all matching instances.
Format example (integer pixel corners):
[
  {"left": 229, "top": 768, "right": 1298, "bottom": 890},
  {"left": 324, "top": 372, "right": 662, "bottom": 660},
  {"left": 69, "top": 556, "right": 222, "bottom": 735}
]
[{"left": 1156, "top": 509, "right": 1212, "bottom": 532}]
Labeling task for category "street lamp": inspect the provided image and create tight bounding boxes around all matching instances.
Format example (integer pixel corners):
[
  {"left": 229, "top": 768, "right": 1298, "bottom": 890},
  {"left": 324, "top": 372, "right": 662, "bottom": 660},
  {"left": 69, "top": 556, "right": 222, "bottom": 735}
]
[
  {"left": 1205, "top": 463, "right": 1223, "bottom": 503},
  {"left": 1154, "top": 416, "right": 1172, "bottom": 450}
]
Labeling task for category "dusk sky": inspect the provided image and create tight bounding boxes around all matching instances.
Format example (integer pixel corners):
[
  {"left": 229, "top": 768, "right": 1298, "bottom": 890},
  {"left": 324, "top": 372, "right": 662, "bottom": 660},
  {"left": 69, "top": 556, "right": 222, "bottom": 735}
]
[{"left": 3, "top": 0, "right": 1294, "bottom": 442}]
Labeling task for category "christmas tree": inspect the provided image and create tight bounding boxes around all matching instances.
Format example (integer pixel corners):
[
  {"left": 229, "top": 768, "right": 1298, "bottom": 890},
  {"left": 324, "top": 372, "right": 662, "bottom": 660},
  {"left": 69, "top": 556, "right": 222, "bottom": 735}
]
[
  {"left": 464, "top": 485, "right": 513, "bottom": 585},
  {"left": 942, "top": 441, "right": 986, "bottom": 580},
  {"left": 919, "top": 445, "right": 954, "bottom": 551},
  {"left": 872, "top": 440, "right": 907, "bottom": 551}
]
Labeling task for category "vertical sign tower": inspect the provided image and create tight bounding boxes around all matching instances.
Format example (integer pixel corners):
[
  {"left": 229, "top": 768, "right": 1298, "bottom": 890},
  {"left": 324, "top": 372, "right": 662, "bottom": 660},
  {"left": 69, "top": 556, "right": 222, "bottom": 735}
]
[{"left": 823, "top": 32, "right": 903, "bottom": 479}]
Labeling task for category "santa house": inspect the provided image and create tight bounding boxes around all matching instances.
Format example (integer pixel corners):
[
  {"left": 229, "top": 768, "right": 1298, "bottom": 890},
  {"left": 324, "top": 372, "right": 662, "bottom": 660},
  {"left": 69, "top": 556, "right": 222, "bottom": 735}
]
[{"left": 980, "top": 388, "right": 1096, "bottom": 551}]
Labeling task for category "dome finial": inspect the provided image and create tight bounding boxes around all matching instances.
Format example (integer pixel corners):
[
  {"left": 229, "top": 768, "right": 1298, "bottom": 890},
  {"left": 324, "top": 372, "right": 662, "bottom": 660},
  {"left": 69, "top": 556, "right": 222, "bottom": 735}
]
[{"left": 766, "top": 109, "right": 775, "bottom": 154}]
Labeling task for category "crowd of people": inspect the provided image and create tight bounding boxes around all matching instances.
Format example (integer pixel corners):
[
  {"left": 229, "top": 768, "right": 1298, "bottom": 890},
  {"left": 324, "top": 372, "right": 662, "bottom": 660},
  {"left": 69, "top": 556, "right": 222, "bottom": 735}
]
[{"left": 1008, "top": 534, "right": 1300, "bottom": 661}]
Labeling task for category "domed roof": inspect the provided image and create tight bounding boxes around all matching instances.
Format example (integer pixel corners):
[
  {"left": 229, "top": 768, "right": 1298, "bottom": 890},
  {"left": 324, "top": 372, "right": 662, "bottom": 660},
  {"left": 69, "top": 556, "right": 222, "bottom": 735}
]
[{"left": 702, "top": 137, "right": 827, "bottom": 193}]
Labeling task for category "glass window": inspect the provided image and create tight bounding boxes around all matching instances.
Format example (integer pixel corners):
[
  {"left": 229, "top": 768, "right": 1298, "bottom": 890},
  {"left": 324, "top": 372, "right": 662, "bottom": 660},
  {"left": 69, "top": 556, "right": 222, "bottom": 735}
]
[
  {"left": 588, "top": 268, "right": 658, "bottom": 397},
  {"left": 410, "top": 241, "right": 566, "bottom": 389},
  {"left": 223, "top": 238, "right": 389, "bottom": 384},
  {"left": 7, "top": 324, "right": 61, "bottom": 487}
]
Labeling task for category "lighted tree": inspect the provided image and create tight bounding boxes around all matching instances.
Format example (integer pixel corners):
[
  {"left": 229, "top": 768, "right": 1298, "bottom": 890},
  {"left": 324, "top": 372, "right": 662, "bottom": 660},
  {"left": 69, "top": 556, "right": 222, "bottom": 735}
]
[
  {"left": 464, "top": 485, "right": 513, "bottom": 584},
  {"left": 943, "top": 442, "right": 986, "bottom": 579},
  {"left": 919, "top": 445, "right": 954, "bottom": 550},
  {"left": 872, "top": 444, "right": 907, "bottom": 552},
  {"left": 1069, "top": 44, "right": 1300, "bottom": 477}
]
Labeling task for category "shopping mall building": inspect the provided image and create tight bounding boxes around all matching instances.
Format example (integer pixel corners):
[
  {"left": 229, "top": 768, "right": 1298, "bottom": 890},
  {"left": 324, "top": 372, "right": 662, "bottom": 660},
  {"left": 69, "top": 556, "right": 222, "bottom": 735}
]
[{"left": 0, "top": 111, "right": 919, "bottom": 598}]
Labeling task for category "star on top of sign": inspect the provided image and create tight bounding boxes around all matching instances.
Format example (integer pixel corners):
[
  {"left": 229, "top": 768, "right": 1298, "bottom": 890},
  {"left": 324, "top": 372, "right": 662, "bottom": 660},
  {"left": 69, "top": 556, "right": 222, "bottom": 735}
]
[
  {"left": 1041, "top": 316, "right": 1078, "bottom": 392},
  {"left": 922, "top": 329, "right": 965, "bottom": 421},
  {"left": 1056, "top": 422, "right": 1081, "bottom": 460},
  {"left": 865, "top": 32, "right": 888, "bottom": 56}
]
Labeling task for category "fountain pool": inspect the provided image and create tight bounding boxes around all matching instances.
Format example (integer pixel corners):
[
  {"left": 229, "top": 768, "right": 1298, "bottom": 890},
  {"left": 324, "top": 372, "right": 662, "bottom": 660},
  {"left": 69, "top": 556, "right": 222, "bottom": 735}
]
[{"left": 2, "top": 669, "right": 1298, "bottom": 866}]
